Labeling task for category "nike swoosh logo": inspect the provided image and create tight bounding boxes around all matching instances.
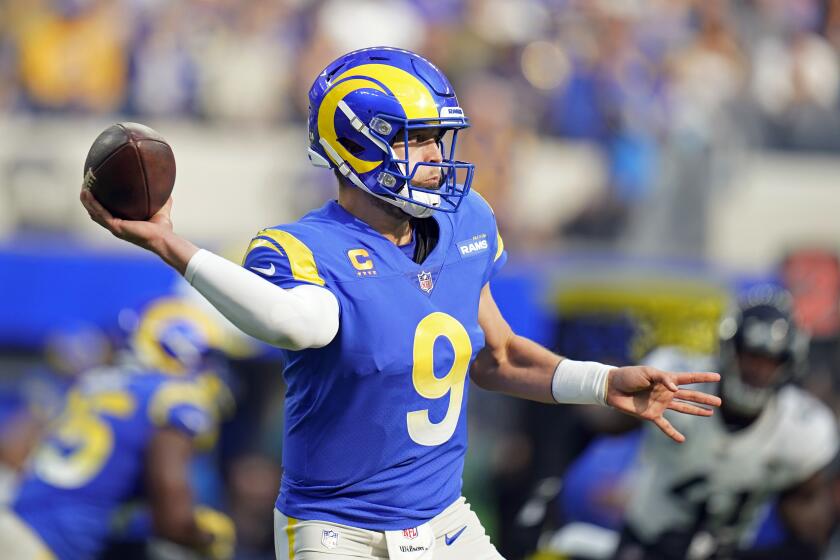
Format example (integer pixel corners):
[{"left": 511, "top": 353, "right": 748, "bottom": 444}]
[
  {"left": 444, "top": 526, "right": 466, "bottom": 546},
  {"left": 250, "top": 263, "right": 275, "bottom": 276}
]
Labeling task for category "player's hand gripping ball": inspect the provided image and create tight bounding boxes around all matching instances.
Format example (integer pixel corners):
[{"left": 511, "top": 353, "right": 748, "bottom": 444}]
[{"left": 83, "top": 122, "right": 175, "bottom": 220}]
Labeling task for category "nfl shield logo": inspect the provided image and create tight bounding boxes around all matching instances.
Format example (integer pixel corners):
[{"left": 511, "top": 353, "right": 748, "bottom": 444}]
[
  {"left": 321, "top": 529, "right": 339, "bottom": 549},
  {"left": 403, "top": 527, "right": 419, "bottom": 540},
  {"left": 417, "top": 271, "right": 434, "bottom": 294}
]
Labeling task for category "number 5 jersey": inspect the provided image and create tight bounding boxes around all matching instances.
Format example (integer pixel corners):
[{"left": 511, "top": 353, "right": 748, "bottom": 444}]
[{"left": 12, "top": 367, "right": 221, "bottom": 559}]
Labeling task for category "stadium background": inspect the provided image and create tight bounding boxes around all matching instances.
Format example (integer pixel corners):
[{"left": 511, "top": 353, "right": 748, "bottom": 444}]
[{"left": 2, "top": 0, "right": 840, "bottom": 558}]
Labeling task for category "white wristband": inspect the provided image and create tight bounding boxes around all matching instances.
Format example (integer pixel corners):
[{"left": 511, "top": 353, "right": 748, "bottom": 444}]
[{"left": 551, "top": 359, "right": 613, "bottom": 406}]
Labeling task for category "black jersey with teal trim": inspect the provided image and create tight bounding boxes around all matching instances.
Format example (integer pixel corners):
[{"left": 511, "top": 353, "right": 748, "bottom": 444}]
[
  {"left": 242, "top": 191, "right": 506, "bottom": 530},
  {"left": 12, "top": 367, "right": 219, "bottom": 560}
]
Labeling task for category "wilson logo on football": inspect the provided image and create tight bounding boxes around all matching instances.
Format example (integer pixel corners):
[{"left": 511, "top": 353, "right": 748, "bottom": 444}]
[{"left": 83, "top": 169, "right": 96, "bottom": 190}]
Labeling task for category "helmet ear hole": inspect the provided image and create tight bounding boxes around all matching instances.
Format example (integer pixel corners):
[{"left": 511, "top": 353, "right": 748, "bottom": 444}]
[{"left": 338, "top": 137, "right": 366, "bottom": 156}]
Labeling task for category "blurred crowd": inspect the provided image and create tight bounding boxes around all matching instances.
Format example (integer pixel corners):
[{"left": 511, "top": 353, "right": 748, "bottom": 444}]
[{"left": 4, "top": 0, "right": 840, "bottom": 238}]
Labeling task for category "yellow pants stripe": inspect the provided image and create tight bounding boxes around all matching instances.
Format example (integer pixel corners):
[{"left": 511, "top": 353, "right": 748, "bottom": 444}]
[{"left": 286, "top": 516, "right": 297, "bottom": 559}]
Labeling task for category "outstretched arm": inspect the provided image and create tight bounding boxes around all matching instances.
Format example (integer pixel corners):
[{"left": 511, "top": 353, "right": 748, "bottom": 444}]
[
  {"left": 80, "top": 190, "right": 338, "bottom": 349},
  {"left": 146, "top": 428, "right": 235, "bottom": 560},
  {"left": 470, "top": 284, "right": 721, "bottom": 443},
  {"left": 81, "top": 191, "right": 197, "bottom": 273}
]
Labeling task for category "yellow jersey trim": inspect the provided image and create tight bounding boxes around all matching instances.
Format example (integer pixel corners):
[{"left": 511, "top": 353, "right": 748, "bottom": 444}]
[
  {"left": 242, "top": 238, "right": 280, "bottom": 263},
  {"left": 148, "top": 381, "right": 217, "bottom": 447},
  {"left": 246, "top": 229, "right": 326, "bottom": 287},
  {"left": 494, "top": 229, "right": 505, "bottom": 262}
]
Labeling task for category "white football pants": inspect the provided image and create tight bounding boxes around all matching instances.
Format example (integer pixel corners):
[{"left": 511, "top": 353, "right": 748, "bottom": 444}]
[
  {"left": 0, "top": 508, "right": 56, "bottom": 560},
  {"left": 274, "top": 496, "right": 505, "bottom": 559}
]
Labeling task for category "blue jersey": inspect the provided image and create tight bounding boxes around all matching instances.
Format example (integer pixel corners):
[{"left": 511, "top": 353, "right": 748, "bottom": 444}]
[
  {"left": 13, "top": 366, "right": 218, "bottom": 560},
  {"left": 242, "top": 191, "right": 506, "bottom": 530}
]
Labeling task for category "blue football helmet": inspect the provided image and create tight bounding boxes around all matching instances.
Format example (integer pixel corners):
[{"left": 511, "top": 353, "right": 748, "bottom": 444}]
[
  {"left": 131, "top": 297, "right": 224, "bottom": 376},
  {"left": 44, "top": 321, "right": 112, "bottom": 377},
  {"left": 307, "top": 47, "right": 474, "bottom": 217}
]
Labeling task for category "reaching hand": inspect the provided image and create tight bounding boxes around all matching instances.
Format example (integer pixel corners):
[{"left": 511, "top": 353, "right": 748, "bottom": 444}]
[
  {"left": 80, "top": 188, "right": 174, "bottom": 253},
  {"left": 81, "top": 188, "right": 198, "bottom": 274},
  {"left": 606, "top": 367, "right": 721, "bottom": 443},
  {"left": 192, "top": 506, "right": 236, "bottom": 560}
]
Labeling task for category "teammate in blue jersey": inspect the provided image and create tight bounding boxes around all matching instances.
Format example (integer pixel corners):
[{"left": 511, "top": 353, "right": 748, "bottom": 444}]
[
  {"left": 81, "top": 47, "right": 722, "bottom": 559},
  {"left": 0, "top": 297, "right": 235, "bottom": 560},
  {"left": 0, "top": 322, "right": 112, "bottom": 504}
]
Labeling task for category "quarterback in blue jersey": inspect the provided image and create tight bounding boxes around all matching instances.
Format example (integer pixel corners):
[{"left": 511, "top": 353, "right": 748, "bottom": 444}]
[
  {"left": 0, "top": 298, "right": 235, "bottom": 560},
  {"left": 81, "top": 47, "right": 722, "bottom": 559}
]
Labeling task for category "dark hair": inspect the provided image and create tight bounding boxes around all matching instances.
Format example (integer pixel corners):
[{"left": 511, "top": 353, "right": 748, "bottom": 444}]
[{"left": 333, "top": 169, "right": 352, "bottom": 189}]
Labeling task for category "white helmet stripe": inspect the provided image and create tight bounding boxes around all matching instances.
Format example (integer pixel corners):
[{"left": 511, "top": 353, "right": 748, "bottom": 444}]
[{"left": 337, "top": 100, "right": 392, "bottom": 155}]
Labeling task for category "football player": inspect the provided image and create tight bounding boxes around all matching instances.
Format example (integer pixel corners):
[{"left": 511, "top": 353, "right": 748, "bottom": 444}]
[
  {"left": 615, "top": 288, "right": 839, "bottom": 560},
  {"left": 80, "top": 47, "right": 721, "bottom": 559},
  {"left": 0, "top": 322, "right": 113, "bottom": 504},
  {"left": 0, "top": 297, "right": 235, "bottom": 560}
]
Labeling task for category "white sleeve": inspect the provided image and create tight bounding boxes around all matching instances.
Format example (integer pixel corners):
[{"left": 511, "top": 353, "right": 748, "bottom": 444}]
[
  {"left": 780, "top": 389, "right": 839, "bottom": 484},
  {"left": 184, "top": 249, "right": 339, "bottom": 351}
]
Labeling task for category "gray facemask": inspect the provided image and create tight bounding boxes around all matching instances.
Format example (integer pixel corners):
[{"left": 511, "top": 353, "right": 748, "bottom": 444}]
[{"left": 720, "top": 367, "right": 774, "bottom": 417}]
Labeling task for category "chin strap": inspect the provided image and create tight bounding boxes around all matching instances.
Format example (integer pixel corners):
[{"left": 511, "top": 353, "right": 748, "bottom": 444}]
[{"left": 395, "top": 187, "right": 438, "bottom": 218}]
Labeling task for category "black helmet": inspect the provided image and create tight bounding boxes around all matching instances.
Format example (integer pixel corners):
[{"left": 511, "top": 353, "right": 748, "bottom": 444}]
[{"left": 718, "top": 286, "right": 808, "bottom": 416}]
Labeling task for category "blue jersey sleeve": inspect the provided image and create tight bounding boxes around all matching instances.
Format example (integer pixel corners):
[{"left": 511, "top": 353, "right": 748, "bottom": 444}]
[
  {"left": 488, "top": 224, "right": 507, "bottom": 282},
  {"left": 470, "top": 192, "right": 507, "bottom": 284},
  {"left": 241, "top": 227, "right": 328, "bottom": 290},
  {"left": 147, "top": 380, "right": 216, "bottom": 445}
]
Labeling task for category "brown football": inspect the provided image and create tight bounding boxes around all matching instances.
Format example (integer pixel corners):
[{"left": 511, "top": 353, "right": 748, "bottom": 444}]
[{"left": 83, "top": 122, "right": 175, "bottom": 220}]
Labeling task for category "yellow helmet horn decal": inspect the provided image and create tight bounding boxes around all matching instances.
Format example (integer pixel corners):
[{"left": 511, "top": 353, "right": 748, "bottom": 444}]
[
  {"left": 318, "top": 64, "right": 438, "bottom": 174},
  {"left": 133, "top": 299, "right": 223, "bottom": 375}
]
